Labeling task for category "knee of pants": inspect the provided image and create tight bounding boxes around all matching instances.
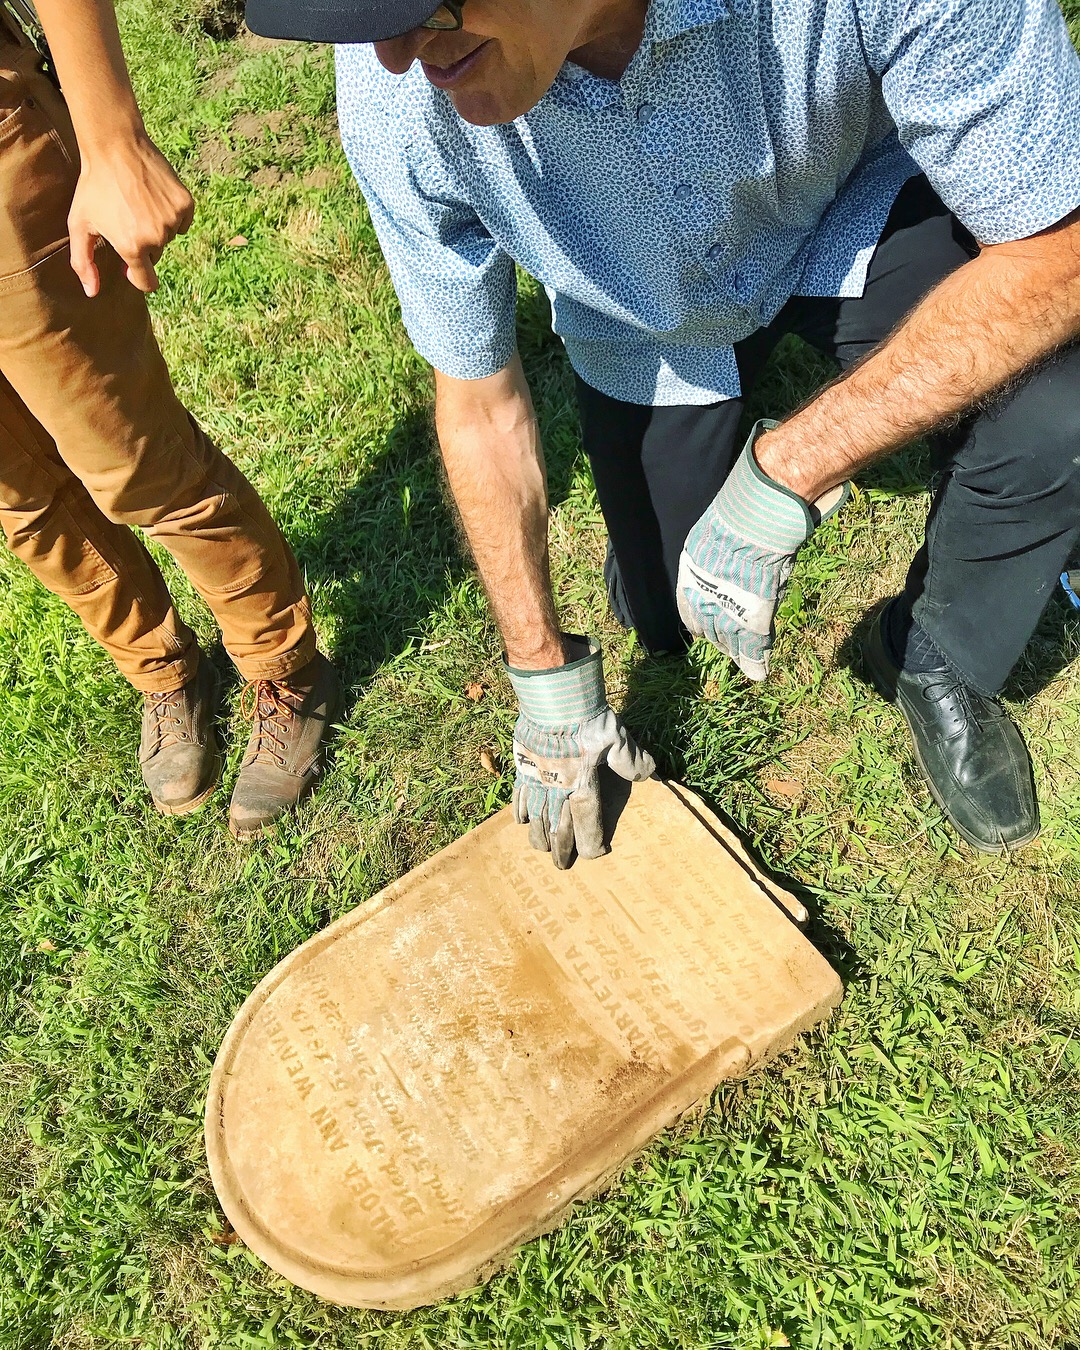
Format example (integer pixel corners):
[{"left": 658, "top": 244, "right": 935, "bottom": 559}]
[
  {"left": 80, "top": 415, "right": 237, "bottom": 530},
  {"left": 92, "top": 448, "right": 240, "bottom": 534},
  {"left": 954, "top": 359, "right": 1080, "bottom": 512},
  {"left": 93, "top": 460, "right": 287, "bottom": 603},
  {"left": 1, "top": 491, "right": 118, "bottom": 597},
  {"left": 0, "top": 473, "right": 77, "bottom": 547}
]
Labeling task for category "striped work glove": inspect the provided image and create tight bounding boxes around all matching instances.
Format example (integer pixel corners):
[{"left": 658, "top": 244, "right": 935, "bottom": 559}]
[
  {"left": 677, "top": 419, "right": 849, "bottom": 681},
  {"left": 506, "top": 636, "right": 656, "bottom": 869}
]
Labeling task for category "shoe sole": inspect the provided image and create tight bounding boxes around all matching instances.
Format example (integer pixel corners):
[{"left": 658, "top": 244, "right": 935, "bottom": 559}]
[
  {"left": 228, "top": 686, "right": 345, "bottom": 843},
  {"left": 229, "top": 808, "right": 282, "bottom": 842},
  {"left": 863, "top": 618, "right": 1039, "bottom": 856}
]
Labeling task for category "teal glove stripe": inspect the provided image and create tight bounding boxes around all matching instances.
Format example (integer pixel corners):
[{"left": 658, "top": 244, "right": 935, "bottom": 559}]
[
  {"left": 506, "top": 636, "right": 607, "bottom": 726},
  {"left": 716, "top": 421, "right": 816, "bottom": 555}
]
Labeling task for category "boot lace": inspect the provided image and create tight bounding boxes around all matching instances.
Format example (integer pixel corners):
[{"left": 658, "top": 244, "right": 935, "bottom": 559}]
[
  {"left": 240, "top": 680, "right": 303, "bottom": 769},
  {"left": 145, "top": 689, "right": 188, "bottom": 753}
]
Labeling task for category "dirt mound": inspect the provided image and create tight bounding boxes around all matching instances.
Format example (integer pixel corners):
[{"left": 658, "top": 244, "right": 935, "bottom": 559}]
[{"left": 191, "top": 0, "right": 247, "bottom": 39}]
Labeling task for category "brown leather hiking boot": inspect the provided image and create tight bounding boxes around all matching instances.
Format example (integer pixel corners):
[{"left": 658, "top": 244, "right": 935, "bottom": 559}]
[
  {"left": 140, "top": 658, "right": 222, "bottom": 815},
  {"left": 229, "top": 652, "right": 342, "bottom": 840}
]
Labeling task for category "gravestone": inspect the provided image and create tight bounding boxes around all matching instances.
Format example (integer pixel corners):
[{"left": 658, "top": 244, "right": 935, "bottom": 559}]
[{"left": 206, "top": 778, "right": 841, "bottom": 1308}]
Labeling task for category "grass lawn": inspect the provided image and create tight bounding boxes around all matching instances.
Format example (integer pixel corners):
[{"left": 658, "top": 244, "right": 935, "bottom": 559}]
[{"left": 3, "top": 4, "right": 1080, "bottom": 1346}]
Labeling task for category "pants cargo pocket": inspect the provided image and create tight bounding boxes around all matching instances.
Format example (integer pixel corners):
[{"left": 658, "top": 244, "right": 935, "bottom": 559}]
[
  {"left": 7, "top": 497, "right": 117, "bottom": 597},
  {"left": 0, "top": 95, "right": 76, "bottom": 279}
]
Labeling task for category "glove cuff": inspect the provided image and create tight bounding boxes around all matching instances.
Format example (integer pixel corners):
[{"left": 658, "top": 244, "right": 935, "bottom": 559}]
[
  {"left": 719, "top": 419, "right": 847, "bottom": 553},
  {"left": 505, "top": 635, "right": 607, "bottom": 726}
]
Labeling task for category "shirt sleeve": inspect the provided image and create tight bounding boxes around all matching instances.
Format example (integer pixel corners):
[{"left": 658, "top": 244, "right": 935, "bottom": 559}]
[
  {"left": 855, "top": 0, "right": 1080, "bottom": 243},
  {"left": 340, "top": 134, "right": 518, "bottom": 381}
]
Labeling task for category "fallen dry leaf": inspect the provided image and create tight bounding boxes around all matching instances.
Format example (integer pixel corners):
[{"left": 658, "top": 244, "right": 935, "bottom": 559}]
[
  {"left": 210, "top": 1219, "right": 241, "bottom": 1247},
  {"left": 36, "top": 938, "right": 56, "bottom": 952},
  {"left": 465, "top": 682, "right": 485, "bottom": 701},
  {"left": 479, "top": 748, "right": 500, "bottom": 776},
  {"left": 765, "top": 778, "right": 804, "bottom": 798},
  {"left": 225, "top": 234, "right": 248, "bottom": 248}
]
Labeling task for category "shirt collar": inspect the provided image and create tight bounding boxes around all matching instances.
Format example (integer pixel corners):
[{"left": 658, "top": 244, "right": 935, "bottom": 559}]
[
  {"left": 547, "top": 0, "right": 734, "bottom": 112},
  {"left": 644, "top": 0, "right": 731, "bottom": 44}
]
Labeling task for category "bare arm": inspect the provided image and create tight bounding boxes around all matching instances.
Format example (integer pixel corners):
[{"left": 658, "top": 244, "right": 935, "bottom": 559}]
[
  {"left": 756, "top": 210, "right": 1080, "bottom": 499},
  {"left": 34, "top": 0, "right": 194, "bottom": 295},
  {"left": 435, "top": 355, "right": 565, "bottom": 669}
]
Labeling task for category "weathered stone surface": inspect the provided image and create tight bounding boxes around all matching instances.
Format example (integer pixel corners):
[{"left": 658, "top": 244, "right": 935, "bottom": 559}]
[{"left": 206, "top": 778, "right": 841, "bottom": 1309}]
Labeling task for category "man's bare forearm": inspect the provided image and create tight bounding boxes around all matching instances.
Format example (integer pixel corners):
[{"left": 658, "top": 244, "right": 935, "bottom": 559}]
[
  {"left": 435, "top": 356, "right": 565, "bottom": 669},
  {"left": 34, "top": 1, "right": 194, "bottom": 294},
  {"left": 756, "top": 211, "right": 1080, "bottom": 501},
  {"left": 34, "top": 0, "right": 145, "bottom": 156}
]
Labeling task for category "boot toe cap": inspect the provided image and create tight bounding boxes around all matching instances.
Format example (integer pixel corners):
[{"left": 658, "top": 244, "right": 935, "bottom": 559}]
[
  {"left": 143, "top": 745, "right": 219, "bottom": 813},
  {"left": 229, "top": 765, "right": 311, "bottom": 838}
]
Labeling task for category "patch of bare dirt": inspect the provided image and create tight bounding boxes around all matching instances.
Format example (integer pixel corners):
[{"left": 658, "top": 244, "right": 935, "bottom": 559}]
[
  {"left": 196, "top": 107, "right": 312, "bottom": 179},
  {"left": 197, "top": 139, "right": 239, "bottom": 176},
  {"left": 191, "top": 0, "right": 246, "bottom": 39},
  {"left": 239, "top": 30, "right": 294, "bottom": 54},
  {"left": 232, "top": 109, "right": 288, "bottom": 139},
  {"left": 301, "top": 167, "right": 341, "bottom": 189},
  {"left": 250, "top": 166, "right": 284, "bottom": 187}
]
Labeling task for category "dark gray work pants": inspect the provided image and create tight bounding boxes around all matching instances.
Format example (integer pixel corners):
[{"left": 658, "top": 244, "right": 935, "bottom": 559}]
[{"left": 576, "top": 175, "right": 1080, "bottom": 696}]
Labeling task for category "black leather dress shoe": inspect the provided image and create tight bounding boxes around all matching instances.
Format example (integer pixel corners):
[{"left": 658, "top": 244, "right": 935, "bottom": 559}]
[{"left": 863, "top": 607, "right": 1039, "bottom": 853}]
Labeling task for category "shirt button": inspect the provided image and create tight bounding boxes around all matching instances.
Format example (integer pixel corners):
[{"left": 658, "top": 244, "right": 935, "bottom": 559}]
[
  {"left": 637, "top": 102, "right": 657, "bottom": 125},
  {"left": 673, "top": 183, "right": 693, "bottom": 202},
  {"left": 706, "top": 243, "right": 724, "bottom": 263}
]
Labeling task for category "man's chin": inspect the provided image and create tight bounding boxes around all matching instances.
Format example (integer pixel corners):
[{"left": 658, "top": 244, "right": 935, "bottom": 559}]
[
  {"left": 448, "top": 75, "right": 556, "bottom": 126},
  {"left": 449, "top": 89, "right": 526, "bottom": 125}
]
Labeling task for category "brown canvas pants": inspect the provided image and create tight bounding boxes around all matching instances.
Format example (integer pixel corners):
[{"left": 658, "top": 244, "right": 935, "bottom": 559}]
[{"left": 0, "top": 18, "right": 315, "bottom": 693}]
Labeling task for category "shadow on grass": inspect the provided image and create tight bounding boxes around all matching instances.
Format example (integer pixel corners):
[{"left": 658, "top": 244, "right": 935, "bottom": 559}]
[
  {"left": 283, "top": 292, "right": 582, "bottom": 705},
  {"left": 289, "top": 406, "right": 464, "bottom": 701}
]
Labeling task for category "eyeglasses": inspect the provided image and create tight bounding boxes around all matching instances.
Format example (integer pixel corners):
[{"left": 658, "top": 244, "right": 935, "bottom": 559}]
[{"left": 421, "top": 0, "right": 465, "bottom": 28}]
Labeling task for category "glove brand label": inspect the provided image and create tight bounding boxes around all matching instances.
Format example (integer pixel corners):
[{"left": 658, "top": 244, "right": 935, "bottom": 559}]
[
  {"left": 514, "top": 750, "right": 566, "bottom": 787},
  {"left": 680, "top": 558, "right": 774, "bottom": 636}
]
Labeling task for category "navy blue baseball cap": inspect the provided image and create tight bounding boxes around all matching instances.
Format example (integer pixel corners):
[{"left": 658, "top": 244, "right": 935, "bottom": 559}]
[{"left": 245, "top": 0, "right": 440, "bottom": 43}]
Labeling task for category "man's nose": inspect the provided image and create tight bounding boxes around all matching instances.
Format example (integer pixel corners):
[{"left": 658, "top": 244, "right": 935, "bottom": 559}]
[{"left": 373, "top": 29, "right": 436, "bottom": 73}]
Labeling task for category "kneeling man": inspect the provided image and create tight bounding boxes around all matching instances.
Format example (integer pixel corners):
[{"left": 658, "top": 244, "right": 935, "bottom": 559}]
[{"left": 253, "top": 0, "right": 1080, "bottom": 861}]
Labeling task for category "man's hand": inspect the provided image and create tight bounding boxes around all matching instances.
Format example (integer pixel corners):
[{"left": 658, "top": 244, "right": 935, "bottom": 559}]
[
  {"left": 433, "top": 363, "right": 655, "bottom": 864},
  {"left": 507, "top": 636, "right": 655, "bottom": 868},
  {"left": 677, "top": 420, "right": 847, "bottom": 680},
  {"left": 68, "top": 136, "right": 194, "bottom": 296},
  {"left": 32, "top": 0, "right": 195, "bottom": 295}
]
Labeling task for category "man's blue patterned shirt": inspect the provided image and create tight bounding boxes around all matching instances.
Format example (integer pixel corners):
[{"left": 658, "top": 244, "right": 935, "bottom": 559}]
[{"left": 336, "top": 0, "right": 1080, "bottom": 405}]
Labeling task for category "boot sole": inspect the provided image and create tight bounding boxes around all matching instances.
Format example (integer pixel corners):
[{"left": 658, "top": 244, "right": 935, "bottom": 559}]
[
  {"left": 229, "top": 810, "right": 279, "bottom": 842},
  {"left": 227, "top": 686, "right": 345, "bottom": 842},
  {"left": 863, "top": 617, "right": 1039, "bottom": 856}
]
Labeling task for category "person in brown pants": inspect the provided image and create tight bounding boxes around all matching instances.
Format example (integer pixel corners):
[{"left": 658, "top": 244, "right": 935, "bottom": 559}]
[{"left": 0, "top": 0, "right": 341, "bottom": 837}]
